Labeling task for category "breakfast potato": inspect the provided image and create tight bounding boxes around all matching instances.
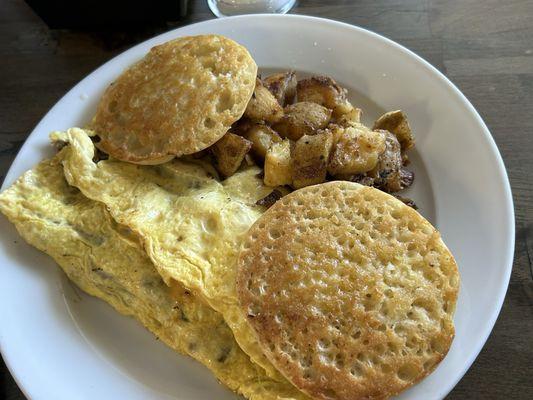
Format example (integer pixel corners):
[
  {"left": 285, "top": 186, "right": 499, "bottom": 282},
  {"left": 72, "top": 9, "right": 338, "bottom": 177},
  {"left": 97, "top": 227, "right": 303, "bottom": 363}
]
[
  {"left": 244, "top": 78, "right": 284, "bottom": 123},
  {"left": 230, "top": 118, "right": 254, "bottom": 137},
  {"left": 264, "top": 71, "right": 297, "bottom": 106},
  {"left": 291, "top": 131, "right": 333, "bottom": 189},
  {"left": 211, "top": 132, "right": 252, "bottom": 178},
  {"left": 371, "top": 130, "right": 403, "bottom": 192},
  {"left": 373, "top": 110, "right": 414, "bottom": 151},
  {"left": 336, "top": 106, "right": 362, "bottom": 127},
  {"left": 297, "top": 76, "right": 354, "bottom": 117},
  {"left": 244, "top": 153, "right": 256, "bottom": 166},
  {"left": 273, "top": 102, "right": 332, "bottom": 140},
  {"left": 190, "top": 148, "right": 210, "bottom": 159},
  {"left": 244, "top": 124, "right": 282, "bottom": 161},
  {"left": 328, "top": 124, "right": 386, "bottom": 176},
  {"left": 264, "top": 140, "right": 292, "bottom": 187}
]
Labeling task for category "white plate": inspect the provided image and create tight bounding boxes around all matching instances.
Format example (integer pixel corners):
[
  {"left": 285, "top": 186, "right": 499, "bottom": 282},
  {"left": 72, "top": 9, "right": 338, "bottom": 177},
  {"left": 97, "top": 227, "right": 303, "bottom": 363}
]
[{"left": 0, "top": 15, "right": 514, "bottom": 400}]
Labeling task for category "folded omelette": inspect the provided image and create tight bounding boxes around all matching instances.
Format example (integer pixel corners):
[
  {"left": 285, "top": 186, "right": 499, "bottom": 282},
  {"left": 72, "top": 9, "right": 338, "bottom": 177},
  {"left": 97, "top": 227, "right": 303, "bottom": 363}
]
[
  {"left": 0, "top": 154, "right": 307, "bottom": 400},
  {"left": 52, "top": 128, "right": 285, "bottom": 380}
]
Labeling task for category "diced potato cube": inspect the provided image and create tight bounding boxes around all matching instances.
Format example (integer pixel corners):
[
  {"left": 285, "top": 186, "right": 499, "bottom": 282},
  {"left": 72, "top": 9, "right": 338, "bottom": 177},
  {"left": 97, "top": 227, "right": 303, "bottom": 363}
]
[
  {"left": 244, "top": 78, "right": 284, "bottom": 123},
  {"left": 373, "top": 110, "right": 414, "bottom": 151},
  {"left": 297, "top": 76, "right": 353, "bottom": 117},
  {"left": 244, "top": 154, "right": 256, "bottom": 167},
  {"left": 273, "top": 102, "right": 332, "bottom": 140},
  {"left": 328, "top": 124, "right": 386, "bottom": 176},
  {"left": 291, "top": 131, "right": 333, "bottom": 189},
  {"left": 244, "top": 124, "right": 282, "bottom": 160},
  {"left": 328, "top": 123, "right": 346, "bottom": 142},
  {"left": 264, "top": 140, "right": 292, "bottom": 187},
  {"left": 264, "top": 71, "right": 297, "bottom": 106},
  {"left": 336, "top": 106, "right": 362, "bottom": 126},
  {"left": 230, "top": 118, "right": 254, "bottom": 137},
  {"left": 211, "top": 132, "right": 252, "bottom": 178},
  {"left": 371, "top": 130, "right": 403, "bottom": 192}
]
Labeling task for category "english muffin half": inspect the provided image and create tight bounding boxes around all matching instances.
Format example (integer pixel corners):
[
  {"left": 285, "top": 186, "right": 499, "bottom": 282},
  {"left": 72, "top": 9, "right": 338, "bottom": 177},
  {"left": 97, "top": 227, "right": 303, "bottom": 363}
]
[
  {"left": 92, "top": 34, "right": 257, "bottom": 164},
  {"left": 237, "top": 181, "right": 459, "bottom": 400}
]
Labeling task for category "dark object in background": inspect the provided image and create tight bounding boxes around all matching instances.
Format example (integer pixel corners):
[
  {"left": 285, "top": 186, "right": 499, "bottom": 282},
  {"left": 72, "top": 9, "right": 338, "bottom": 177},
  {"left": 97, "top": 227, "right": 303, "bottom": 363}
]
[{"left": 25, "top": 0, "right": 189, "bottom": 30}]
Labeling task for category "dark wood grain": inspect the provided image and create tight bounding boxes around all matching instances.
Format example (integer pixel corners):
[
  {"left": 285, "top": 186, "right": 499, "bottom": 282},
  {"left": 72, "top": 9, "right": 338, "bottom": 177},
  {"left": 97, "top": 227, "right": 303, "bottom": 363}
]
[{"left": 1, "top": 0, "right": 532, "bottom": 399}]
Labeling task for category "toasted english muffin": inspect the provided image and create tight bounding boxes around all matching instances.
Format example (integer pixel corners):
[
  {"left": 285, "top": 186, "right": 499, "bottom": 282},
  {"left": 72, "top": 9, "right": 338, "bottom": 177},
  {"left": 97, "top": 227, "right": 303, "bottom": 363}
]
[
  {"left": 237, "top": 181, "right": 460, "bottom": 400},
  {"left": 92, "top": 34, "right": 257, "bottom": 164}
]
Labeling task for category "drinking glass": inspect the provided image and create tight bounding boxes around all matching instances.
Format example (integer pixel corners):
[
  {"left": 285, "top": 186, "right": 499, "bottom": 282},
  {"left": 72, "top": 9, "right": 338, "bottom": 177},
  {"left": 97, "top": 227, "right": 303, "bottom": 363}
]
[{"left": 207, "top": 0, "right": 296, "bottom": 17}]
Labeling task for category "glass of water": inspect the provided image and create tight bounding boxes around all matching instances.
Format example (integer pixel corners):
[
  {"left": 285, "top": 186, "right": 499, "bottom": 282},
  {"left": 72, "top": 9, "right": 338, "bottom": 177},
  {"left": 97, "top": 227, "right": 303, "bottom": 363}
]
[{"left": 207, "top": 0, "right": 296, "bottom": 17}]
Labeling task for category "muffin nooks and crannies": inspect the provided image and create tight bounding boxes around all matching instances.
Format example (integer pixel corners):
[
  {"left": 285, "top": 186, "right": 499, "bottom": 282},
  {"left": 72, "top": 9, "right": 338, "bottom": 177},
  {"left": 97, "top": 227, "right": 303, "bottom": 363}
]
[
  {"left": 237, "top": 181, "right": 459, "bottom": 400},
  {"left": 92, "top": 34, "right": 257, "bottom": 164}
]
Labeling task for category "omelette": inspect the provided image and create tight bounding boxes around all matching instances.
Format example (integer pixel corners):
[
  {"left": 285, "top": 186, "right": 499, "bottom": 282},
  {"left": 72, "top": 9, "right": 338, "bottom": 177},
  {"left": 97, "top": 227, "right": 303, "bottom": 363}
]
[
  {"left": 52, "top": 128, "right": 285, "bottom": 379},
  {"left": 0, "top": 154, "right": 308, "bottom": 400}
]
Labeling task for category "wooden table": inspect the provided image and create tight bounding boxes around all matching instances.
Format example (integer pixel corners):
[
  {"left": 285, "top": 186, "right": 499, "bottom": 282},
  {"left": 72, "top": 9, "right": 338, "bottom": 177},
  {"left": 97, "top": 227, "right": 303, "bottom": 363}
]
[{"left": 1, "top": 0, "right": 532, "bottom": 399}]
